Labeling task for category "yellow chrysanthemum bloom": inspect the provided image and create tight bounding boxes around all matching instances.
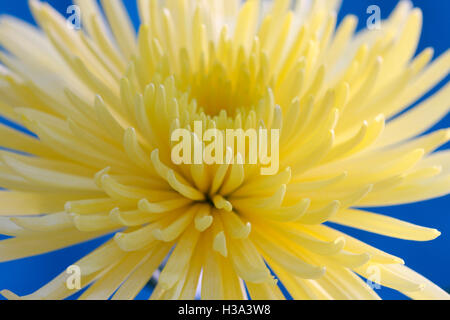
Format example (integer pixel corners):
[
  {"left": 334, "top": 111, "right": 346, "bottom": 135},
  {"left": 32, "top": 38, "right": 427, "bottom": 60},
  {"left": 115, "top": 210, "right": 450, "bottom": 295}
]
[{"left": 0, "top": 0, "right": 449, "bottom": 300}]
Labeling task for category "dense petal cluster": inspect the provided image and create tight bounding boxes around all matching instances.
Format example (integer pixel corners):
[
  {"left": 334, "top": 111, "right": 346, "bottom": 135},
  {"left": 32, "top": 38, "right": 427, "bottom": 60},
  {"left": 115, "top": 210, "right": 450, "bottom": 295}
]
[{"left": 0, "top": 0, "right": 449, "bottom": 300}]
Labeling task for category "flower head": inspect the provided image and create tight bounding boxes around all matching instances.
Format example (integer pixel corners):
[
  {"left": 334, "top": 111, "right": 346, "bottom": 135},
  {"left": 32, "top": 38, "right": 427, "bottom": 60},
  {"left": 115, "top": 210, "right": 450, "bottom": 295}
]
[{"left": 0, "top": 0, "right": 449, "bottom": 300}]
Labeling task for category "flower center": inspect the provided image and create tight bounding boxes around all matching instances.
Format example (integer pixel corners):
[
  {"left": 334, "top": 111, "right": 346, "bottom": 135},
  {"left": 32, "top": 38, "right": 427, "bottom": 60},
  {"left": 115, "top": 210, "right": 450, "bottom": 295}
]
[{"left": 187, "top": 65, "right": 267, "bottom": 116}]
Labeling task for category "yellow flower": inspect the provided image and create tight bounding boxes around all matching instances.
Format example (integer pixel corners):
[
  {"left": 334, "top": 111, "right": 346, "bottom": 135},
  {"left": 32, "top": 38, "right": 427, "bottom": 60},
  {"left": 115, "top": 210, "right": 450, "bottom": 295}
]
[{"left": 0, "top": 0, "right": 449, "bottom": 300}]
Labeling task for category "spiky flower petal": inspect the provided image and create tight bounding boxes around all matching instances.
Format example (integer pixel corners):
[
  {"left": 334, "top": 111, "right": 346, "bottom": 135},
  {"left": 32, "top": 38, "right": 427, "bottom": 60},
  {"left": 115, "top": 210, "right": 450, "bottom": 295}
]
[{"left": 0, "top": 0, "right": 449, "bottom": 300}]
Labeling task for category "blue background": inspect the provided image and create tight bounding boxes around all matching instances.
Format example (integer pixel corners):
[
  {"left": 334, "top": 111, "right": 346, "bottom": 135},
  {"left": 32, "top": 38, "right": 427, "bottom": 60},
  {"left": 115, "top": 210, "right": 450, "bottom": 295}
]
[{"left": 0, "top": 0, "right": 448, "bottom": 300}]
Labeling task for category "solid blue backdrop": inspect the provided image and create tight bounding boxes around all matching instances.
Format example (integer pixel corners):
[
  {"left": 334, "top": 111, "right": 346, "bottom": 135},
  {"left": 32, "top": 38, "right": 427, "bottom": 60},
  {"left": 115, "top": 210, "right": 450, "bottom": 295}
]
[{"left": 0, "top": 0, "right": 448, "bottom": 300}]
